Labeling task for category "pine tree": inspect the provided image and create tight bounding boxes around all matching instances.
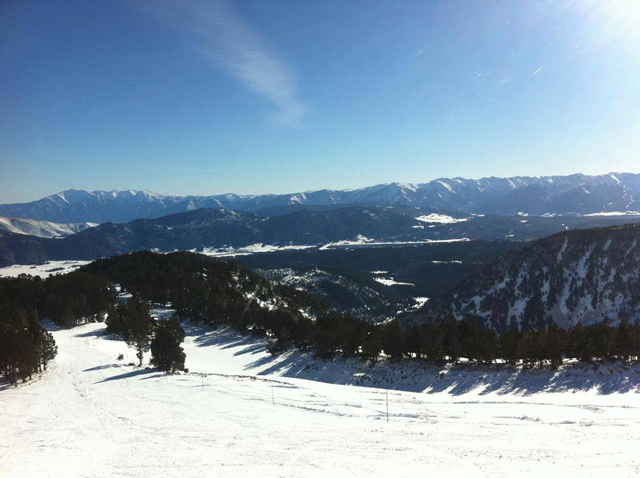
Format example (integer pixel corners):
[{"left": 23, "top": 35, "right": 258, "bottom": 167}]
[
  {"left": 442, "top": 317, "right": 461, "bottom": 363},
  {"left": 476, "top": 328, "right": 499, "bottom": 364},
  {"left": 105, "top": 303, "right": 125, "bottom": 337},
  {"left": 150, "top": 317, "right": 186, "bottom": 373},
  {"left": 542, "top": 324, "right": 564, "bottom": 369},
  {"left": 123, "top": 298, "right": 155, "bottom": 367},
  {"left": 382, "top": 321, "right": 405, "bottom": 360},
  {"left": 500, "top": 326, "right": 523, "bottom": 366},
  {"left": 360, "top": 327, "right": 382, "bottom": 364},
  {"left": 40, "top": 330, "right": 57, "bottom": 370}
]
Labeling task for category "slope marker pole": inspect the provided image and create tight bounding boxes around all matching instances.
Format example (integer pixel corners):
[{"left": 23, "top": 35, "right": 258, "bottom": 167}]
[{"left": 386, "top": 389, "right": 389, "bottom": 422}]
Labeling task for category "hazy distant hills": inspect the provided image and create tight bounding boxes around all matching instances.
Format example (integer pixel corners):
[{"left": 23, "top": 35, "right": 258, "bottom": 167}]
[
  {"left": 413, "top": 223, "right": 640, "bottom": 331},
  {"left": 2, "top": 205, "right": 640, "bottom": 267},
  {"left": 1, "top": 173, "right": 639, "bottom": 224}
]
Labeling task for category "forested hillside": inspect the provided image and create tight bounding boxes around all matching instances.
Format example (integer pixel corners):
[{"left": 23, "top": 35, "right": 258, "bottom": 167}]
[
  {"left": 2, "top": 203, "right": 640, "bottom": 267},
  {"left": 418, "top": 223, "right": 640, "bottom": 332},
  {"left": 3, "top": 251, "right": 640, "bottom": 390}
]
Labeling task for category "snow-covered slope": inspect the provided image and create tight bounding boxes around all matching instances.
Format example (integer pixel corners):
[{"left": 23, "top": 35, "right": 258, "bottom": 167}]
[
  {"left": 2, "top": 173, "right": 640, "bottom": 223},
  {"left": 0, "top": 216, "right": 96, "bottom": 238},
  {"left": 1, "top": 320, "right": 639, "bottom": 477},
  {"left": 420, "top": 223, "right": 640, "bottom": 331}
]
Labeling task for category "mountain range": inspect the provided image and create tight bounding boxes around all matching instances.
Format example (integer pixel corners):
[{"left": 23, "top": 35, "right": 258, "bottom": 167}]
[
  {"left": 2, "top": 172, "right": 639, "bottom": 224},
  {"left": 1, "top": 204, "right": 640, "bottom": 267}
]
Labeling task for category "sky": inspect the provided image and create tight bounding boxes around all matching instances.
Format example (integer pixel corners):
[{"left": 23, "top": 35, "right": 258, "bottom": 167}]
[{"left": 1, "top": 0, "right": 640, "bottom": 203}]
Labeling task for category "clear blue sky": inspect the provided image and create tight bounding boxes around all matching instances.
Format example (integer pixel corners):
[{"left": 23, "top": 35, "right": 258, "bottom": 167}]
[{"left": 2, "top": 0, "right": 640, "bottom": 203}]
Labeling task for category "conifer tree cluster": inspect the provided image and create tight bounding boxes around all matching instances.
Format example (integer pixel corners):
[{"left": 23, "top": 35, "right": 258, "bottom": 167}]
[
  {"left": 1, "top": 250, "right": 639, "bottom": 386},
  {"left": 0, "top": 305, "right": 57, "bottom": 386},
  {"left": 150, "top": 317, "right": 186, "bottom": 373},
  {"left": 106, "top": 297, "right": 186, "bottom": 371},
  {"left": 105, "top": 298, "right": 156, "bottom": 366},
  {"left": 0, "top": 270, "right": 115, "bottom": 385},
  {"left": 83, "top": 251, "right": 640, "bottom": 368},
  {"left": 0, "top": 272, "right": 116, "bottom": 327}
]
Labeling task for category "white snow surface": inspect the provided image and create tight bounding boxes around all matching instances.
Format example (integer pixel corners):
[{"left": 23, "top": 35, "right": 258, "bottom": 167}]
[
  {"left": 2, "top": 319, "right": 640, "bottom": 477},
  {"left": 415, "top": 213, "right": 470, "bottom": 224},
  {"left": 0, "top": 260, "right": 89, "bottom": 278},
  {"left": 0, "top": 216, "right": 97, "bottom": 238},
  {"left": 197, "top": 243, "right": 315, "bottom": 257},
  {"left": 372, "top": 277, "right": 414, "bottom": 287},
  {"left": 585, "top": 211, "right": 640, "bottom": 217},
  {"left": 319, "top": 237, "right": 470, "bottom": 250}
]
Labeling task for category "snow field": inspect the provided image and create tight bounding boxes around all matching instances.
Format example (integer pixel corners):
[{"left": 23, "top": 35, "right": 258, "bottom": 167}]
[
  {"left": 0, "top": 260, "right": 89, "bottom": 278},
  {"left": 2, "top": 317, "right": 640, "bottom": 477}
]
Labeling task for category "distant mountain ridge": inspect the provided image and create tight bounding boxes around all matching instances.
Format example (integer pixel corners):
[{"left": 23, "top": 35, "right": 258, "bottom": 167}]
[
  {"left": 0, "top": 216, "right": 96, "bottom": 238},
  {"left": 1, "top": 204, "right": 640, "bottom": 267},
  {"left": 414, "top": 223, "right": 640, "bottom": 331},
  {"left": 2, "top": 172, "right": 639, "bottom": 223}
]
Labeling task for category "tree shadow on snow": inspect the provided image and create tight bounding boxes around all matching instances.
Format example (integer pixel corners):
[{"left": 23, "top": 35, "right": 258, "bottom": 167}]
[
  {"left": 250, "top": 352, "right": 640, "bottom": 396},
  {"left": 95, "top": 368, "right": 156, "bottom": 384},
  {"left": 183, "top": 321, "right": 640, "bottom": 396},
  {"left": 83, "top": 364, "right": 125, "bottom": 372},
  {"left": 74, "top": 328, "right": 105, "bottom": 338}
]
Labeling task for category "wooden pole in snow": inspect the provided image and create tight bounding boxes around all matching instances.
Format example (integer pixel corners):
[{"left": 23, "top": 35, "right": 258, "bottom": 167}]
[{"left": 386, "top": 389, "right": 389, "bottom": 422}]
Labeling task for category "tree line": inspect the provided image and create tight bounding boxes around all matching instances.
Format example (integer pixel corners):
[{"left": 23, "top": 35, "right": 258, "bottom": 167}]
[
  {"left": 2, "top": 250, "right": 639, "bottom": 388},
  {"left": 0, "top": 271, "right": 115, "bottom": 386},
  {"left": 0, "top": 304, "right": 58, "bottom": 386},
  {"left": 83, "top": 251, "right": 640, "bottom": 368}
]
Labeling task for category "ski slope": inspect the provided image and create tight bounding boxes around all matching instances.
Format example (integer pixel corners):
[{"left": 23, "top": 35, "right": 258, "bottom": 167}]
[{"left": 2, "top": 320, "right": 640, "bottom": 477}]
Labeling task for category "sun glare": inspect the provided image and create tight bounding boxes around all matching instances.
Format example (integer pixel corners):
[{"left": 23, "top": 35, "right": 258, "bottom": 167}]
[{"left": 598, "top": 0, "right": 640, "bottom": 43}]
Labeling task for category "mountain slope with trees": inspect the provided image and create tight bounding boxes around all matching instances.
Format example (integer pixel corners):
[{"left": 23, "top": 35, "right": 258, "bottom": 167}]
[
  {"left": 415, "top": 223, "right": 640, "bottom": 333},
  {"left": 2, "top": 249, "right": 639, "bottom": 391},
  {"left": 2, "top": 204, "right": 640, "bottom": 267}
]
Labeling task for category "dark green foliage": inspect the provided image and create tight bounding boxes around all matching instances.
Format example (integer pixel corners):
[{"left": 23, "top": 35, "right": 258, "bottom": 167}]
[
  {"left": 0, "top": 305, "right": 57, "bottom": 386},
  {"left": 313, "top": 312, "right": 345, "bottom": 358},
  {"left": 500, "top": 327, "right": 523, "bottom": 365},
  {"left": 360, "top": 326, "right": 382, "bottom": 364},
  {"left": 122, "top": 298, "right": 155, "bottom": 367},
  {"left": 105, "top": 303, "right": 127, "bottom": 337},
  {"left": 616, "top": 319, "right": 638, "bottom": 361},
  {"left": 381, "top": 321, "right": 405, "bottom": 360},
  {"left": 441, "top": 317, "right": 462, "bottom": 363},
  {"left": 150, "top": 317, "right": 186, "bottom": 373},
  {"left": 2, "top": 250, "right": 640, "bottom": 380},
  {"left": 0, "top": 271, "right": 116, "bottom": 328},
  {"left": 541, "top": 324, "right": 564, "bottom": 369}
]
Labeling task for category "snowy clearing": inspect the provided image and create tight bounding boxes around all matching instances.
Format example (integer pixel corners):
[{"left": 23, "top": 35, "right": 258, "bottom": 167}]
[
  {"left": 373, "top": 277, "right": 414, "bottom": 286},
  {"left": 584, "top": 211, "right": 640, "bottom": 217},
  {"left": 415, "top": 214, "right": 470, "bottom": 224},
  {"left": 196, "top": 243, "right": 315, "bottom": 257},
  {"left": 0, "top": 260, "right": 89, "bottom": 278},
  {"left": 319, "top": 237, "right": 470, "bottom": 250},
  {"left": 1, "top": 320, "right": 640, "bottom": 477}
]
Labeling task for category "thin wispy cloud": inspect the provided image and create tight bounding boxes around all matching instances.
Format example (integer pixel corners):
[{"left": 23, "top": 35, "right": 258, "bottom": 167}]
[{"left": 140, "top": 0, "right": 307, "bottom": 128}]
